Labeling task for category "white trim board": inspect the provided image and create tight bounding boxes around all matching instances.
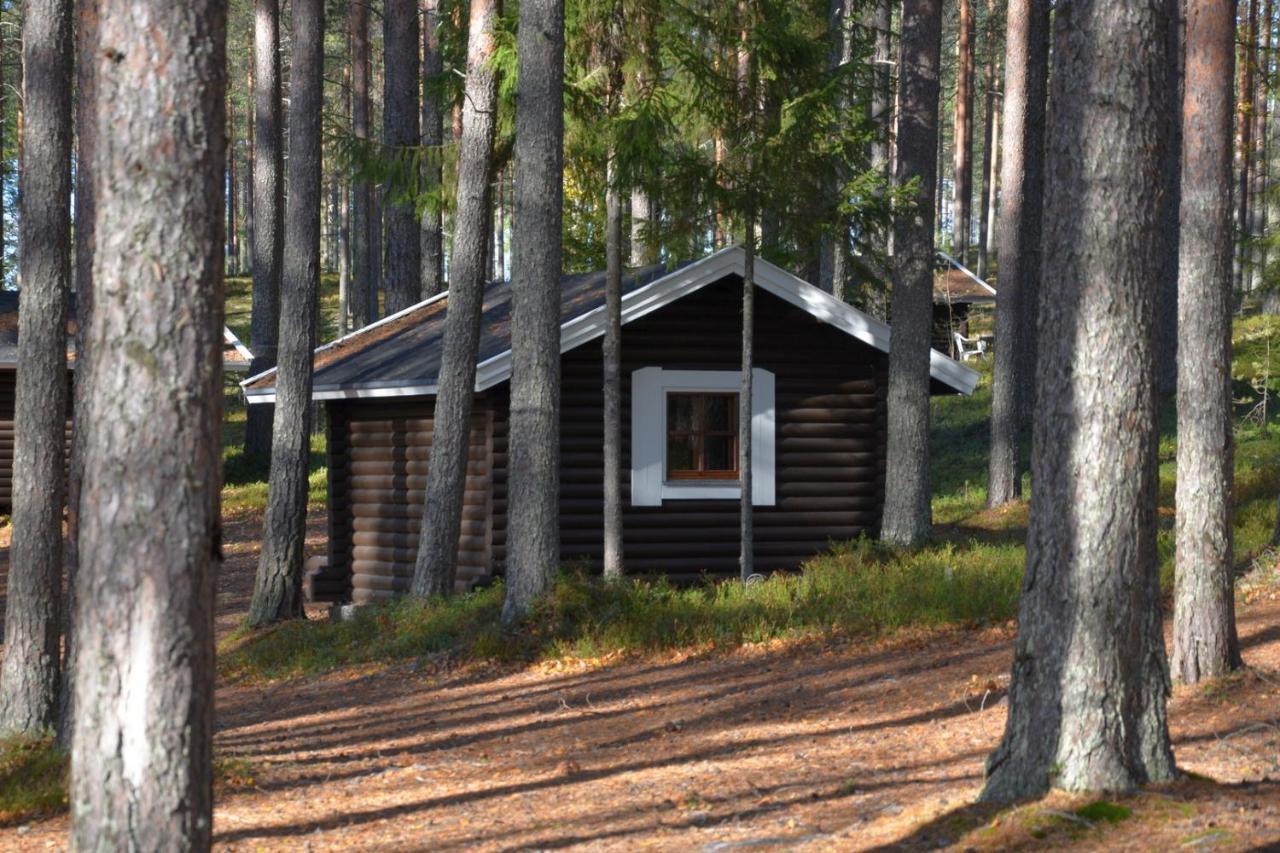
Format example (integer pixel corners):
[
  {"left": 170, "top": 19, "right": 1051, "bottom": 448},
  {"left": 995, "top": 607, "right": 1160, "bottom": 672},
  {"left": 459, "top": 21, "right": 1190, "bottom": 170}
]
[{"left": 243, "top": 246, "right": 979, "bottom": 404}]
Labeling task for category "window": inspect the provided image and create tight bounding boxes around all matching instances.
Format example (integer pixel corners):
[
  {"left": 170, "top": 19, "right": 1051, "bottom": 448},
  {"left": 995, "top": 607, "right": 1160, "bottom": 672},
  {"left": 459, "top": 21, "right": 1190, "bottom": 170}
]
[
  {"left": 630, "top": 367, "right": 775, "bottom": 506},
  {"left": 666, "top": 393, "right": 739, "bottom": 480}
]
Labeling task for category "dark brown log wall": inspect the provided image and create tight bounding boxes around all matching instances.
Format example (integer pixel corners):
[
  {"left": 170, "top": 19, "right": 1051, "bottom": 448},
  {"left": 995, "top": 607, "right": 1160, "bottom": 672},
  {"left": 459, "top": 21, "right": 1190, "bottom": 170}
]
[
  {"left": 0, "top": 368, "right": 74, "bottom": 512},
  {"left": 320, "top": 274, "right": 888, "bottom": 598}
]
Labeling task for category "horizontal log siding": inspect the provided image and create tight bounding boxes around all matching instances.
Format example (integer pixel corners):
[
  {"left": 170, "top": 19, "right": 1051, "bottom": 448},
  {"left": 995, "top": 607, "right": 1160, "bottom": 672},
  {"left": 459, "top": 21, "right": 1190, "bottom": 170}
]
[
  {"left": 326, "top": 398, "right": 495, "bottom": 604},
  {"left": 491, "top": 275, "right": 887, "bottom": 580},
  {"left": 0, "top": 368, "right": 74, "bottom": 513}
]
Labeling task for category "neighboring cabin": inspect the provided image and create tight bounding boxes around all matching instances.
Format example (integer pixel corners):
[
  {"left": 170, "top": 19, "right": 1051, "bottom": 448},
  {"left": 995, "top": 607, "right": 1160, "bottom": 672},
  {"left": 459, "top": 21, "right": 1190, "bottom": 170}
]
[
  {"left": 932, "top": 251, "right": 997, "bottom": 356},
  {"left": 243, "top": 247, "right": 978, "bottom": 604},
  {"left": 0, "top": 291, "right": 254, "bottom": 512}
]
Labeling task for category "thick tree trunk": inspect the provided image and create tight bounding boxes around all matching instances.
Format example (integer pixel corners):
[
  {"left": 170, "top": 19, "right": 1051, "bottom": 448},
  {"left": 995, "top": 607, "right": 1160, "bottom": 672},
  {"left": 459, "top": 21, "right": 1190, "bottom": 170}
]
[
  {"left": 383, "top": 0, "right": 421, "bottom": 315},
  {"left": 0, "top": 0, "right": 72, "bottom": 736},
  {"left": 70, "top": 1, "right": 224, "bottom": 845},
  {"left": 244, "top": 0, "right": 283, "bottom": 461},
  {"left": 411, "top": 0, "right": 501, "bottom": 599},
  {"left": 421, "top": 0, "right": 444, "bottom": 297},
  {"left": 503, "top": 0, "right": 564, "bottom": 624},
  {"left": 986, "top": 0, "right": 1049, "bottom": 507},
  {"left": 350, "top": 0, "right": 373, "bottom": 327},
  {"left": 1173, "top": 0, "right": 1244, "bottom": 685},
  {"left": 603, "top": 153, "right": 624, "bottom": 581},
  {"left": 61, "top": 0, "right": 98, "bottom": 745},
  {"left": 953, "top": 0, "right": 975, "bottom": 262},
  {"left": 982, "top": 0, "right": 1178, "bottom": 802},
  {"left": 248, "top": 0, "right": 324, "bottom": 627},
  {"left": 882, "top": 0, "right": 941, "bottom": 546}
]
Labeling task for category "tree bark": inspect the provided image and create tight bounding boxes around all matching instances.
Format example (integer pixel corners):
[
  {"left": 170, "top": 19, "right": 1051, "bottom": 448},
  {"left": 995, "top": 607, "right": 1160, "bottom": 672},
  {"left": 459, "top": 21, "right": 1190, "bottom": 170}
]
[
  {"left": 1173, "top": 0, "right": 1243, "bottom": 685},
  {"left": 411, "top": 0, "right": 501, "bottom": 599},
  {"left": 71, "top": 1, "right": 224, "bottom": 845},
  {"left": 976, "top": 1, "right": 998, "bottom": 282},
  {"left": 1235, "top": 0, "right": 1256, "bottom": 294},
  {"left": 603, "top": 153, "right": 624, "bottom": 581},
  {"left": 244, "top": 0, "right": 283, "bottom": 461},
  {"left": 953, "top": 0, "right": 975, "bottom": 262},
  {"left": 982, "top": 0, "right": 1178, "bottom": 802},
  {"left": 986, "top": 0, "right": 1049, "bottom": 508},
  {"left": 819, "top": 0, "right": 855, "bottom": 296},
  {"left": 1157, "top": 0, "right": 1185, "bottom": 397},
  {"left": 350, "top": 0, "right": 373, "bottom": 327},
  {"left": 421, "top": 0, "right": 444, "bottom": 297},
  {"left": 383, "top": 0, "right": 421, "bottom": 315},
  {"left": 863, "top": 0, "right": 893, "bottom": 318},
  {"left": 61, "top": 0, "right": 98, "bottom": 745},
  {"left": 503, "top": 0, "right": 564, "bottom": 624},
  {"left": 248, "top": 0, "right": 324, "bottom": 627},
  {"left": 1249, "top": 0, "right": 1272, "bottom": 292},
  {"left": 0, "top": 0, "right": 72, "bottom": 736},
  {"left": 882, "top": 0, "right": 942, "bottom": 546},
  {"left": 630, "top": 191, "right": 653, "bottom": 266}
]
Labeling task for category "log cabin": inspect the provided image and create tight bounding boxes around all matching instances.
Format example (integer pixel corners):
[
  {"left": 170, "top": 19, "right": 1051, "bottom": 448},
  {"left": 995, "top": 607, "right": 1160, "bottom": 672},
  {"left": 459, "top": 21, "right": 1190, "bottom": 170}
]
[
  {"left": 932, "top": 250, "right": 997, "bottom": 356},
  {"left": 242, "top": 247, "right": 979, "bottom": 604},
  {"left": 0, "top": 290, "right": 254, "bottom": 512}
]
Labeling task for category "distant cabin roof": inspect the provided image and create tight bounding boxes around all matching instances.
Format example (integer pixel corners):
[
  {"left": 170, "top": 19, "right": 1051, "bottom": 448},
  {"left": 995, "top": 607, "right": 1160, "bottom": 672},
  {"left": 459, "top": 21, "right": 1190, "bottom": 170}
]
[
  {"left": 933, "top": 251, "right": 997, "bottom": 305},
  {"left": 243, "top": 246, "right": 980, "bottom": 402},
  {"left": 0, "top": 290, "right": 254, "bottom": 371}
]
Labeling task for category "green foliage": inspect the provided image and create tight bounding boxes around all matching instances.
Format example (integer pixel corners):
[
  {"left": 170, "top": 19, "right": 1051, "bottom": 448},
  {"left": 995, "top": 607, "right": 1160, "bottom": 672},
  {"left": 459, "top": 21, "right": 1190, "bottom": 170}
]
[
  {"left": 1075, "top": 800, "right": 1133, "bottom": 825},
  {"left": 0, "top": 735, "right": 68, "bottom": 826}
]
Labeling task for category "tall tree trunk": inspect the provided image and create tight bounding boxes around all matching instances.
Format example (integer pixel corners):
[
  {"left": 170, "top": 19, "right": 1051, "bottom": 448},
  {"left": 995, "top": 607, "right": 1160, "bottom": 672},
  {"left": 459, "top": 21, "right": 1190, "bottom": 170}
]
[
  {"left": 0, "top": 0, "right": 72, "bottom": 736},
  {"left": 819, "top": 0, "right": 854, "bottom": 295},
  {"left": 411, "top": 0, "right": 501, "bottom": 598},
  {"left": 337, "top": 179, "right": 351, "bottom": 337},
  {"left": 227, "top": 92, "right": 238, "bottom": 275},
  {"left": 350, "top": 0, "right": 373, "bottom": 327},
  {"left": 986, "top": 0, "right": 1049, "bottom": 508},
  {"left": 61, "top": 0, "right": 97, "bottom": 746},
  {"left": 982, "top": 100, "right": 1000, "bottom": 270},
  {"left": 1249, "top": 0, "right": 1272, "bottom": 292},
  {"left": 421, "top": 0, "right": 444, "bottom": 297},
  {"left": 630, "top": 191, "right": 652, "bottom": 266},
  {"left": 882, "top": 0, "right": 942, "bottom": 546},
  {"left": 494, "top": 167, "right": 505, "bottom": 281},
  {"left": 739, "top": 233, "right": 755, "bottom": 580},
  {"left": 864, "top": 0, "right": 893, "bottom": 318},
  {"left": 982, "top": 0, "right": 1178, "bottom": 802},
  {"left": 248, "top": 0, "right": 324, "bottom": 627},
  {"left": 976, "top": 2, "right": 998, "bottom": 282},
  {"left": 1174, "top": 0, "right": 1244, "bottom": 686},
  {"left": 603, "top": 153, "right": 624, "bottom": 581},
  {"left": 244, "top": 0, "right": 283, "bottom": 461},
  {"left": 503, "top": 0, "right": 564, "bottom": 624},
  {"left": 1157, "top": 0, "right": 1185, "bottom": 397},
  {"left": 70, "top": 1, "right": 224, "bottom": 845},
  {"left": 1235, "top": 0, "right": 1257, "bottom": 294},
  {"left": 383, "top": 0, "right": 421, "bottom": 314},
  {"left": 953, "top": 0, "right": 975, "bottom": 262}
]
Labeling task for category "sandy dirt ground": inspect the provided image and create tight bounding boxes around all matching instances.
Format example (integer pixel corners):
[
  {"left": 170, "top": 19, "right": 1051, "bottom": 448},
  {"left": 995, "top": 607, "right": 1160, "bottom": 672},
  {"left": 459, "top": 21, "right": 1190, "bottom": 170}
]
[{"left": 2, "top": 510, "right": 1279, "bottom": 851}]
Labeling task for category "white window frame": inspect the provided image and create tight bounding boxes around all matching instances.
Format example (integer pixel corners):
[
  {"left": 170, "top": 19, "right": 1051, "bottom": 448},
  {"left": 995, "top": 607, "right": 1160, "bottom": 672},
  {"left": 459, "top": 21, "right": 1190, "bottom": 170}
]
[{"left": 630, "top": 367, "right": 775, "bottom": 506}]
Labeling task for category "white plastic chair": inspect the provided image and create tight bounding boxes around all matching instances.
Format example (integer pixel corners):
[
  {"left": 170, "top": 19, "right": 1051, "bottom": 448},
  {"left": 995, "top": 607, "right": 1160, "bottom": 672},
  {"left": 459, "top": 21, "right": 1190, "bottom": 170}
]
[{"left": 953, "top": 331, "right": 988, "bottom": 362}]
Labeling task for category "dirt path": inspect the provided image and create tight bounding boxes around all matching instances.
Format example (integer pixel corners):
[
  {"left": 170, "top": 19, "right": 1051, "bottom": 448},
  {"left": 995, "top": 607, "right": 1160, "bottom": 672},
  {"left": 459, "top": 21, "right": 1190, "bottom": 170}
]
[{"left": 3, "top": 513, "right": 1280, "bottom": 851}]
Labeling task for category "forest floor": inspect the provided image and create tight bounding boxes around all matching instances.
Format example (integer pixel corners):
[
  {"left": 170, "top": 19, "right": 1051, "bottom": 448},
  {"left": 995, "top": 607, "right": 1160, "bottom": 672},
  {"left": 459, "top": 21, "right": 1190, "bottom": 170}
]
[{"left": 2, "top": 506, "right": 1280, "bottom": 851}]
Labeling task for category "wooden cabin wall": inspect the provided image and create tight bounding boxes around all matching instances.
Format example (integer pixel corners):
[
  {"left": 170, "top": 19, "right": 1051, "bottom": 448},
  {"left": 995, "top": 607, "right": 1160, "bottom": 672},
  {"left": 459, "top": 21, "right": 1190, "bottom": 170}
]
[
  {"left": 0, "top": 368, "right": 75, "bottom": 513},
  {"left": 325, "top": 398, "right": 495, "bottom": 605}
]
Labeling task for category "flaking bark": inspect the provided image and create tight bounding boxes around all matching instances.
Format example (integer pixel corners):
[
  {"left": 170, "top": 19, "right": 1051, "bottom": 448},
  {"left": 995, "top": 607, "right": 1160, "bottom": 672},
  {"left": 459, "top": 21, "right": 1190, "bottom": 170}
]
[
  {"left": 986, "top": 0, "right": 1048, "bottom": 507},
  {"left": 982, "top": 0, "right": 1178, "bottom": 802},
  {"left": 1172, "top": 0, "right": 1243, "bottom": 685},
  {"left": 503, "top": 0, "right": 565, "bottom": 624},
  {"left": 249, "top": 0, "right": 324, "bottom": 627},
  {"left": 70, "top": 1, "right": 225, "bottom": 845},
  {"left": 882, "top": 0, "right": 942, "bottom": 546},
  {"left": 412, "top": 0, "right": 502, "bottom": 599}
]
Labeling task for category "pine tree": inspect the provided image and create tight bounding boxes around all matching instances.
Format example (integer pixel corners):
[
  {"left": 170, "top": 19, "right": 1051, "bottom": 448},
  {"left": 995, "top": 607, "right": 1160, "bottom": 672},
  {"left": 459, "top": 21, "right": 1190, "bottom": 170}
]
[
  {"left": 383, "top": 0, "right": 422, "bottom": 314},
  {"left": 421, "top": 0, "right": 445, "bottom": 297},
  {"left": 0, "top": 0, "right": 72, "bottom": 736},
  {"left": 248, "top": 0, "right": 325, "bottom": 627},
  {"left": 71, "top": 1, "right": 225, "bottom": 844}
]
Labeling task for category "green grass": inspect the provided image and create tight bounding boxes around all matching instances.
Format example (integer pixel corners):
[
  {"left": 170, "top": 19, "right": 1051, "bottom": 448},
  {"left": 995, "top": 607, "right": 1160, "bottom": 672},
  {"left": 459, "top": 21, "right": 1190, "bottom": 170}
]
[
  {"left": 220, "top": 317, "right": 1280, "bottom": 684},
  {"left": 0, "top": 736, "right": 68, "bottom": 826}
]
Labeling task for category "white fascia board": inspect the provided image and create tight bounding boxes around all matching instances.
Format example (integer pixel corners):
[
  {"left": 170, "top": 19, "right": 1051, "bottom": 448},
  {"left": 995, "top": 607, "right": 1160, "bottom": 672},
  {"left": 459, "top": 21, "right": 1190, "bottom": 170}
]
[
  {"left": 244, "top": 382, "right": 441, "bottom": 405},
  {"left": 238, "top": 289, "right": 452, "bottom": 390},
  {"left": 936, "top": 249, "right": 998, "bottom": 295},
  {"left": 224, "top": 326, "right": 255, "bottom": 362}
]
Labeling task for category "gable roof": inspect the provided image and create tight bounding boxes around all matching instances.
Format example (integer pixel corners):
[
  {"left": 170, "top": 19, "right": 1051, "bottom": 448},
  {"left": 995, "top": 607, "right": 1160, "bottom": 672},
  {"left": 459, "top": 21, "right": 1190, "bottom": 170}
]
[
  {"left": 0, "top": 290, "right": 256, "bottom": 372},
  {"left": 933, "top": 250, "right": 997, "bottom": 304},
  {"left": 242, "top": 246, "right": 979, "bottom": 402}
]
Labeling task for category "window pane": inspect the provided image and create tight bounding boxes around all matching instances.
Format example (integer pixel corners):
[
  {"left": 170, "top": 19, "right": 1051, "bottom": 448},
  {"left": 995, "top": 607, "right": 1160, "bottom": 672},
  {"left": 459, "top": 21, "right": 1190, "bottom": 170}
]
[
  {"left": 667, "top": 395, "right": 695, "bottom": 432},
  {"left": 703, "top": 435, "right": 734, "bottom": 472},
  {"left": 667, "top": 435, "right": 696, "bottom": 473},
  {"left": 705, "top": 395, "right": 734, "bottom": 431}
]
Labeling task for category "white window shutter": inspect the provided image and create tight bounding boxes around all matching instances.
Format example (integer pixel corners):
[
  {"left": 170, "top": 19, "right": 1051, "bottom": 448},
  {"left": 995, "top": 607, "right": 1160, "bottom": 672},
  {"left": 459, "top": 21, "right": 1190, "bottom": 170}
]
[
  {"left": 751, "top": 367, "right": 776, "bottom": 507},
  {"left": 630, "top": 367, "right": 663, "bottom": 506}
]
